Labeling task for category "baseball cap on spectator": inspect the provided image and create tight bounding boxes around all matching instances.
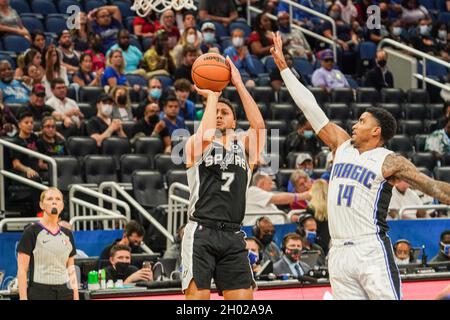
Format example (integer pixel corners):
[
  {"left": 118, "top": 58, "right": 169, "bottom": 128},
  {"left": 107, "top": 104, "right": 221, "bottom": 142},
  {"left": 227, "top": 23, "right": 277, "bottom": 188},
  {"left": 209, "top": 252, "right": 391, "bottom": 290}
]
[
  {"left": 97, "top": 93, "right": 114, "bottom": 104},
  {"left": 201, "top": 22, "right": 216, "bottom": 32},
  {"left": 318, "top": 49, "right": 334, "bottom": 61},
  {"left": 32, "top": 84, "right": 46, "bottom": 97},
  {"left": 295, "top": 153, "right": 313, "bottom": 167}
]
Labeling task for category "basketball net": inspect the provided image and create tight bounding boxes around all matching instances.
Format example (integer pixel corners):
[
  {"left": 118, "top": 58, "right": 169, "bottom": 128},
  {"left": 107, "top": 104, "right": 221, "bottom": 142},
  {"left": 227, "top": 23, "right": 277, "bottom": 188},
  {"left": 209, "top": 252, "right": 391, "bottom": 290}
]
[{"left": 131, "top": 0, "right": 197, "bottom": 15}]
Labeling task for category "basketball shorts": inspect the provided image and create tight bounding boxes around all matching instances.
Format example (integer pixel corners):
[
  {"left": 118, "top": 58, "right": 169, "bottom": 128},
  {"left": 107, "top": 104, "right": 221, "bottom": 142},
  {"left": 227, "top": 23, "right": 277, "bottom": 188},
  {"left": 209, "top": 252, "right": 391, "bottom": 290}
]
[
  {"left": 181, "top": 219, "right": 255, "bottom": 294},
  {"left": 328, "top": 234, "right": 402, "bottom": 300}
]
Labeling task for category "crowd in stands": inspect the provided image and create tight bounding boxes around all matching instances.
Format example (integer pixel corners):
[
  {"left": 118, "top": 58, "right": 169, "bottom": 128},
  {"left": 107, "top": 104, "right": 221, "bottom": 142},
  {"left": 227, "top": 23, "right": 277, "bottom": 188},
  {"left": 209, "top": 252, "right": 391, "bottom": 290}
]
[{"left": 0, "top": 0, "right": 449, "bottom": 280}]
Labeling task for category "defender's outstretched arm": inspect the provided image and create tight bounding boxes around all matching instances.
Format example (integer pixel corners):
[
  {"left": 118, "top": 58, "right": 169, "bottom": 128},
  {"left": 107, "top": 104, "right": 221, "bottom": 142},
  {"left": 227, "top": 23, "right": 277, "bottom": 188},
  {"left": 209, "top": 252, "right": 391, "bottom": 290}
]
[{"left": 270, "top": 32, "right": 350, "bottom": 152}]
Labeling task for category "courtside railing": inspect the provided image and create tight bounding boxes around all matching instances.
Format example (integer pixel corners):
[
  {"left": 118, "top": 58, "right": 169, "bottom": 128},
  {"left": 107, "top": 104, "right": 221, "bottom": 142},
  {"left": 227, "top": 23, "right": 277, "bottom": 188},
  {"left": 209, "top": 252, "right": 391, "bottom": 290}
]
[
  {"left": 0, "top": 138, "right": 57, "bottom": 212},
  {"left": 378, "top": 38, "right": 450, "bottom": 92},
  {"left": 247, "top": 0, "right": 338, "bottom": 62},
  {"left": 399, "top": 204, "right": 450, "bottom": 220}
]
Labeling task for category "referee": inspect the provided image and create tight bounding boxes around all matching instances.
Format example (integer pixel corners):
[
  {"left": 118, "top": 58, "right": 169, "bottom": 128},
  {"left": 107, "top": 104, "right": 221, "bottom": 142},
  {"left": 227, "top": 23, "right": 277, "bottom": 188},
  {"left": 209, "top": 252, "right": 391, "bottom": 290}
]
[{"left": 17, "top": 187, "right": 79, "bottom": 300}]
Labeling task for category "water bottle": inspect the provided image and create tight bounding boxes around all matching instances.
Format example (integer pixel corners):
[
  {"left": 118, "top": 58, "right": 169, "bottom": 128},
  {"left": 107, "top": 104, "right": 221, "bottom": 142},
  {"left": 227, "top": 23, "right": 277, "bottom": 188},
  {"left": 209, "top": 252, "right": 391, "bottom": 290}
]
[
  {"left": 99, "top": 269, "right": 106, "bottom": 289},
  {"left": 88, "top": 271, "right": 99, "bottom": 290}
]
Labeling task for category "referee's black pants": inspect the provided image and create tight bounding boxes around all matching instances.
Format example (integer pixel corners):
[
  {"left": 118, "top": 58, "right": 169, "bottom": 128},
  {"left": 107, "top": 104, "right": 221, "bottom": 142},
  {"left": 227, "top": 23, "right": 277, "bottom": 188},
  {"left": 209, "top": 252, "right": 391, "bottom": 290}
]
[{"left": 28, "top": 283, "right": 73, "bottom": 300}]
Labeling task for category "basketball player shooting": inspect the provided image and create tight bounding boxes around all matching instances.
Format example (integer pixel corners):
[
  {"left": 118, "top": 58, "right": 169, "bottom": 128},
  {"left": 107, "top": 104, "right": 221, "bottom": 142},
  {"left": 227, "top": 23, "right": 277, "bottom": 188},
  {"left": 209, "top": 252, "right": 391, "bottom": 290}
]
[
  {"left": 270, "top": 32, "right": 450, "bottom": 300},
  {"left": 181, "top": 56, "right": 266, "bottom": 300}
]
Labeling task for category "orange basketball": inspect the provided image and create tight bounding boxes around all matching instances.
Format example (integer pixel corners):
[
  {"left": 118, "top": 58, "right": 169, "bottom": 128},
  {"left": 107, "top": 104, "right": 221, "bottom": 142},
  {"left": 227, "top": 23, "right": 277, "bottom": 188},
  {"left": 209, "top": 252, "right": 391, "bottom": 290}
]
[{"left": 191, "top": 53, "right": 230, "bottom": 92}]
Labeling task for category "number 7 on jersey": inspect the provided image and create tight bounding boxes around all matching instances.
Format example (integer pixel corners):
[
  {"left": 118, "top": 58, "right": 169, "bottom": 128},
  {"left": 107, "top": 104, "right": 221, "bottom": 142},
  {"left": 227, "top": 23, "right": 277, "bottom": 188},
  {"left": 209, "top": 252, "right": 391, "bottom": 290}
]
[
  {"left": 221, "top": 172, "right": 235, "bottom": 192},
  {"left": 337, "top": 184, "right": 355, "bottom": 207}
]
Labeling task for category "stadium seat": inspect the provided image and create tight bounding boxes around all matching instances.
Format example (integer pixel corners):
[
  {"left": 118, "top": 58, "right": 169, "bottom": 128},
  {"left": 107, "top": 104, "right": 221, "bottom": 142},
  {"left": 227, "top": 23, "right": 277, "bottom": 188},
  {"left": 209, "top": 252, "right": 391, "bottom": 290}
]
[
  {"left": 276, "top": 169, "right": 295, "bottom": 190},
  {"left": 120, "top": 154, "right": 152, "bottom": 183},
  {"left": 21, "top": 16, "right": 44, "bottom": 33},
  {"left": 404, "top": 103, "right": 427, "bottom": 120},
  {"left": 359, "top": 41, "right": 377, "bottom": 62},
  {"left": 58, "top": 0, "right": 80, "bottom": 14},
  {"left": 381, "top": 88, "right": 404, "bottom": 104},
  {"left": 387, "top": 135, "right": 413, "bottom": 156},
  {"left": 10, "top": 0, "right": 31, "bottom": 13},
  {"left": 77, "top": 103, "right": 95, "bottom": 119},
  {"left": 67, "top": 136, "right": 98, "bottom": 157},
  {"left": 270, "top": 103, "right": 296, "bottom": 121},
  {"left": 121, "top": 121, "right": 135, "bottom": 139},
  {"left": 154, "top": 154, "right": 184, "bottom": 175},
  {"left": 266, "top": 120, "right": 290, "bottom": 136},
  {"left": 406, "top": 88, "right": 429, "bottom": 104},
  {"left": 326, "top": 103, "right": 350, "bottom": 121},
  {"left": 166, "top": 169, "right": 189, "bottom": 198},
  {"left": 414, "top": 134, "right": 428, "bottom": 152},
  {"left": 101, "top": 137, "right": 131, "bottom": 169},
  {"left": 378, "top": 103, "right": 403, "bottom": 119},
  {"left": 411, "top": 152, "right": 437, "bottom": 171},
  {"left": 312, "top": 168, "right": 327, "bottom": 179},
  {"left": 125, "top": 16, "right": 135, "bottom": 33},
  {"left": 346, "top": 119, "right": 358, "bottom": 133},
  {"left": 278, "top": 87, "right": 294, "bottom": 104},
  {"left": 293, "top": 58, "right": 314, "bottom": 76},
  {"left": 434, "top": 167, "right": 450, "bottom": 182},
  {"left": 356, "top": 87, "right": 380, "bottom": 104},
  {"left": 157, "top": 75, "right": 173, "bottom": 88},
  {"left": 351, "top": 103, "right": 372, "bottom": 119},
  {"left": 237, "top": 120, "right": 250, "bottom": 131},
  {"left": 126, "top": 74, "right": 147, "bottom": 87},
  {"left": 427, "top": 103, "right": 444, "bottom": 120},
  {"left": 228, "top": 21, "right": 252, "bottom": 38},
  {"left": 84, "top": 155, "right": 118, "bottom": 184},
  {"left": 438, "top": 12, "right": 450, "bottom": 23},
  {"left": 79, "top": 86, "right": 104, "bottom": 107},
  {"left": 128, "top": 35, "right": 142, "bottom": 51},
  {"left": 31, "top": 0, "right": 58, "bottom": 15},
  {"left": 134, "top": 137, "right": 163, "bottom": 167},
  {"left": 223, "top": 86, "right": 241, "bottom": 106},
  {"left": 425, "top": 60, "right": 449, "bottom": 78},
  {"left": 184, "top": 120, "right": 196, "bottom": 135},
  {"left": 132, "top": 170, "right": 168, "bottom": 208},
  {"left": 264, "top": 56, "right": 277, "bottom": 73},
  {"left": 53, "top": 156, "right": 84, "bottom": 191},
  {"left": 220, "top": 36, "right": 232, "bottom": 49},
  {"left": 2, "top": 35, "right": 30, "bottom": 53},
  {"left": 398, "top": 120, "right": 424, "bottom": 136},
  {"left": 252, "top": 86, "right": 275, "bottom": 107},
  {"left": 256, "top": 103, "right": 269, "bottom": 119},
  {"left": 141, "top": 37, "right": 152, "bottom": 51},
  {"left": 308, "top": 87, "right": 330, "bottom": 105},
  {"left": 113, "top": 0, "right": 135, "bottom": 18},
  {"left": 423, "top": 120, "right": 438, "bottom": 133},
  {"left": 331, "top": 88, "right": 354, "bottom": 104},
  {"left": 442, "top": 154, "right": 450, "bottom": 166},
  {"left": 84, "top": 0, "right": 107, "bottom": 12}
]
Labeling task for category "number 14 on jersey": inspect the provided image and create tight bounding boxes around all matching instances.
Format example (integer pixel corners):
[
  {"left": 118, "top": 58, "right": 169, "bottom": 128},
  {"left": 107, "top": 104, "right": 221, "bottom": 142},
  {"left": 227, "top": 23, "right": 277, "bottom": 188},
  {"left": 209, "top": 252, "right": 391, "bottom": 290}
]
[{"left": 337, "top": 184, "right": 355, "bottom": 207}]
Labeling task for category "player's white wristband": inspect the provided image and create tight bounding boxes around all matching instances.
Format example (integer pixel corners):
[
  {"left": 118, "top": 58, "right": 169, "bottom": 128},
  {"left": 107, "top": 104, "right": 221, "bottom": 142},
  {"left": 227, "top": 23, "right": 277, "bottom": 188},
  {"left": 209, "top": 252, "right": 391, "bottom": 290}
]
[{"left": 280, "top": 68, "right": 329, "bottom": 134}]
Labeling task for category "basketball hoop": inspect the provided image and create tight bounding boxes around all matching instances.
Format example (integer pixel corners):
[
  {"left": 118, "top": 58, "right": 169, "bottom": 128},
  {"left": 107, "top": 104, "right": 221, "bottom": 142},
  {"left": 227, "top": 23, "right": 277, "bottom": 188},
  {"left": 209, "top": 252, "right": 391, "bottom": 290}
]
[{"left": 131, "top": 0, "right": 197, "bottom": 16}]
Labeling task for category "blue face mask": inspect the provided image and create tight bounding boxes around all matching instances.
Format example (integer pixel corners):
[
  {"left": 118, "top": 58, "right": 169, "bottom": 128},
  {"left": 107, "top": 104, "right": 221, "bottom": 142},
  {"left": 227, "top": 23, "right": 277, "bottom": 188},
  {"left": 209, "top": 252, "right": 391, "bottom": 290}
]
[
  {"left": 304, "top": 168, "right": 313, "bottom": 177},
  {"left": 203, "top": 32, "right": 215, "bottom": 43},
  {"left": 248, "top": 250, "right": 259, "bottom": 265},
  {"left": 306, "top": 231, "right": 317, "bottom": 244},
  {"left": 149, "top": 88, "right": 162, "bottom": 100},
  {"left": 303, "top": 130, "right": 314, "bottom": 139}
]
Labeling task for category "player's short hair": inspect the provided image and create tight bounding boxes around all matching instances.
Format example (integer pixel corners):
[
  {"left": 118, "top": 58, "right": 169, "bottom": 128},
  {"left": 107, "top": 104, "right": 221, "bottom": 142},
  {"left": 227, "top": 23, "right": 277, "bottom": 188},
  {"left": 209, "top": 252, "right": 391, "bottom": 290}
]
[
  {"left": 124, "top": 220, "right": 145, "bottom": 237},
  {"left": 110, "top": 244, "right": 131, "bottom": 258},
  {"left": 218, "top": 97, "right": 237, "bottom": 120},
  {"left": 365, "top": 107, "right": 397, "bottom": 143}
]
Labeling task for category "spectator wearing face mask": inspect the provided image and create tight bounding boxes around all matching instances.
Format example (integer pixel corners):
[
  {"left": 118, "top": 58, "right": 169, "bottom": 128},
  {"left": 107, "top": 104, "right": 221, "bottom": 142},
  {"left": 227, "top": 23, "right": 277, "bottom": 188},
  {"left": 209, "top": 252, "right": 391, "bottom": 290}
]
[
  {"left": 411, "top": 18, "right": 436, "bottom": 54},
  {"left": 134, "top": 77, "right": 163, "bottom": 120},
  {"left": 86, "top": 93, "right": 127, "bottom": 147},
  {"left": 223, "top": 28, "right": 257, "bottom": 87},
  {"left": 244, "top": 172, "right": 311, "bottom": 226},
  {"left": 200, "top": 22, "right": 221, "bottom": 54},
  {"left": 284, "top": 115, "right": 320, "bottom": 158},
  {"left": 296, "top": 214, "right": 325, "bottom": 266},
  {"left": 432, "top": 22, "right": 449, "bottom": 52},
  {"left": 99, "top": 220, "right": 145, "bottom": 261},
  {"left": 131, "top": 102, "right": 171, "bottom": 153},
  {"left": 172, "top": 27, "right": 202, "bottom": 68},
  {"left": 430, "top": 230, "right": 450, "bottom": 262},
  {"left": 274, "top": 233, "right": 311, "bottom": 277},
  {"left": 252, "top": 216, "right": 283, "bottom": 264},
  {"left": 363, "top": 49, "right": 394, "bottom": 92},
  {"left": 389, "top": 20, "right": 410, "bottom": 45},
  {"left": 104, "top": 244, "right": 153, "bottom": 283},
  {"left": 245, "top": 237, "right": 263, "bottom": 274},
  {"left": 110, "top": 85, "right": 133, "bottom": 121}
]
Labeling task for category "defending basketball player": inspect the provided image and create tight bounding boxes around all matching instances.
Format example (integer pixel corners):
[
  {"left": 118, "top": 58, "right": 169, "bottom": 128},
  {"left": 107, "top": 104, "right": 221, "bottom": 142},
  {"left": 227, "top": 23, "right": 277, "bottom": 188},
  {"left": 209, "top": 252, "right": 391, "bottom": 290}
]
[
  {"left": 270, "top": 32, "right": 450, "bottom": 300},
  {"left": 181, "top": 56, "right": 266, "bottom": 300}
]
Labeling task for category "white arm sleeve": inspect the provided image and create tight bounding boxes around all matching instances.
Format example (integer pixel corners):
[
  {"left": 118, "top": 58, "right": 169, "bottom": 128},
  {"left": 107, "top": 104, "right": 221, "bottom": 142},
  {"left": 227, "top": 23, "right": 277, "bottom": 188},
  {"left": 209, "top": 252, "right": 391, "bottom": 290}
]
[{"left": 281, "top": 68, "right": 329, "bottom": 133}]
